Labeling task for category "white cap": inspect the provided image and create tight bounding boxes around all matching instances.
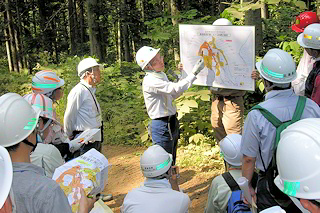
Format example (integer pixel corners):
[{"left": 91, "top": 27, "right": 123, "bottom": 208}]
[
  {"left": 23, "top": 93, "right": 59, "bottom": 124},
  {"left": 135, "top": 46, "right": 160, "bottom": 70},
  {"left": 0, "top": 146, "right": 13, "bottom": 209},
  {"left": 0, "top": 93, "right": 41, "bottom": 147},
  {"left": 260, "top": 206, "right": 286, "bottom": 213},
  {"left": 297, "top": 23, "right": 320, "bottom": 50},
  {"left": 256, "top": 48, "right": 296, "bottom": 84},
  {"left": 77, "top": 58, "right": 103, "bottom": 78},
  {"left": 140, "top": 145, "right": 172, "bottom": 178},
  {"left": 220, "top": 134, "right": 242, "bottom": 166},
  {"left": 212, "top": 18, "right": 232, "bottom": 26},
  {"left": 32, "top": 70, "right": 65, "bottom": 95}
]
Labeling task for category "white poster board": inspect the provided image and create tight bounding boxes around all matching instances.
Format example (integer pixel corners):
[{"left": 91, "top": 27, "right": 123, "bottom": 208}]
[{"left": 179, "top": 24, "right": 255, "bottom": 91}]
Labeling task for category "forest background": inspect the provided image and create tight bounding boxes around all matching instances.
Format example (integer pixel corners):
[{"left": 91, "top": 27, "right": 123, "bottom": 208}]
[{"left": 0, "top": 0, "right": 319, "bottom": 150}]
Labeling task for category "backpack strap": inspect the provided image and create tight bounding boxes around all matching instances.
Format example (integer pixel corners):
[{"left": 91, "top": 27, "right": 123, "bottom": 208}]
[
  {"left": 292, "top": 96, "right": 306, "bottom": 122},
  {"left": 250, "top": 105, "right": 282, "bottom": 127},
  {"left": 222, "top": 172, "right": 240, "bottom": 191},
  {"left": 273, "top": 96, "right": 306, "bottom": 148}
]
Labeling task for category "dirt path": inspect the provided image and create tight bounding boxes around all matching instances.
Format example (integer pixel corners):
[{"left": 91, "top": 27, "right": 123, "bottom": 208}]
[{"left": 101, "top": 144, "right": 222, "bottom": 213}]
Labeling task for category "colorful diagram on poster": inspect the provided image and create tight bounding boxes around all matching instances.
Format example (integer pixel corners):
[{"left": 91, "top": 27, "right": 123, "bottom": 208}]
[{"left": 179, "top": 24, "right": 255, "bottom": 91}]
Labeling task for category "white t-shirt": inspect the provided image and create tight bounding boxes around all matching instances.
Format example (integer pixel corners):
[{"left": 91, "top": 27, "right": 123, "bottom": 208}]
[{"left": 121, "top": 178, "right": 190, "bottom": 213}]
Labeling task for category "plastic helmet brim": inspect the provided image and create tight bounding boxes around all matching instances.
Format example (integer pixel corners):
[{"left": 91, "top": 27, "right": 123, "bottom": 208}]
[
  {"left": 0, "top": 146, "right": 13, "bottom": 209},
  {"left": 291, "top": 25, "right": 304, "bottom": 33},
  {"left": 297, "top": 33, "right": 311, "bottom": 48}
]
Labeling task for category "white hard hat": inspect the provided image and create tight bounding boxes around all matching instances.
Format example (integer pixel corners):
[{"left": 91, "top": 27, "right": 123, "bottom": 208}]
[
  {"left": 32, "top": 70, "right": 65, "bottom": 95},
  {"left": 297, "top": 23, "right": 320, "bottom": 50},
  {"left": 0, "top": 93, "right": 41, "bottom": 147},
  {"left": 23, "top": 93, "right": 59, "bottom": 124},
  {"left": 77, "top": 58, "right": 103, "bottom": 77},
  {"left": 0, "top": 146, "right": 13, "bottom": 209},
  {"left": 260, "top": 206, "right": 286, "bottom": 213},
  {"left": 140, "top": 145, "right": 172, "bottom": 178},
  {"left": 274, "top": 118, "right": 320, "bottom": 200},
  {"left": 212, "top": 18, "right": 232, "bottom": 26},
  {"left": 220, "top": 134, "right": 242, "bottom": 166},
  {"left": 256, "top": 48, "right": 296, "bottom": 84},
  {"left": 135, "top": 46, "right": 160, "bottom": 70}
]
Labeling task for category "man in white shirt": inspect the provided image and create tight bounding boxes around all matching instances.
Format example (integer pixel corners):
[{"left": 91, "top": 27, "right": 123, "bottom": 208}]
[
  {"left": 64, "top": 58, "right": 103, "bottom": 156},
  {"left": 136, "top": 46, "right": 205, "bottom": 164},
  {"left": 241, "top": 49, "right": 320, "bottom": 212},
  {"left": 121, "top": 145, "right": 190, "bottom": 213}
]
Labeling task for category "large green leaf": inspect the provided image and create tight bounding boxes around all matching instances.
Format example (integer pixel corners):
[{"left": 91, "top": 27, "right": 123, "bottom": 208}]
[
  {"left": 200, "top": 94, "right": 211, "bottom": 101},
  {"left": 259, "top": 81, "right": 265, "bottom": 92},
  {"left": 267, "top": 0, "right": 281, "bottom": 4},
  {"left": 294, "top": 1, "right": 307, "bottom": 9},
  {"left": 189, "top": 133, "right": 205, "bottom": 143},
  {"left": 225, "top": 8, "right": 244, "bottom": 19},
  {"left": 180, "top": 104, "right": 190, "bottom": 113},
  {"left": 141, "top": 132, "right": 149, "bottom": 142},
  {"left": 251, "top": 3, "right": 263, "bottom": 10},
  {"left": 182, "top": 100, "right": 198, "bottom": 108}
]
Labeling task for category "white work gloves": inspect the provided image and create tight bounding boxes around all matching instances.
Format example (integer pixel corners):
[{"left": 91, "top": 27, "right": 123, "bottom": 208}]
[
  {"left": 68, "top": 138, "right": 83, "bottom": 153},
  {"left": 192, "top": 58, "right": 205, "bottom": 75}
]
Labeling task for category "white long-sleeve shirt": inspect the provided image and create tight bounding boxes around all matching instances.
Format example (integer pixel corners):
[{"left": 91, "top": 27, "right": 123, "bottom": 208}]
[
  {"left": 292, "top": 49, "right": 315, "bottom": 96},
  {"left": 64, "top": 80, "right": 102, "bottom": 137},
  {"left": 142, "top": 71, "right": 197, "bottom": 119},
  {"left": 121, "top": 178, "right": 190, "bottom": 213}
]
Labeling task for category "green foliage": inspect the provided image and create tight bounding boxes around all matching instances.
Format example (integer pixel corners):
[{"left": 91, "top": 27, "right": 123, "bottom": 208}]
[
  {"left": 177, "top": 143, "right": 224, "bottom": 171},
  {"left": 223, "top": 0, "right": 306, "bottom": 58},
  {"left": 0, "top": 63, "right": 32, "bottom": 96},
  {"left": 175, "top": 87, "right": 215, "bottom": 146}
]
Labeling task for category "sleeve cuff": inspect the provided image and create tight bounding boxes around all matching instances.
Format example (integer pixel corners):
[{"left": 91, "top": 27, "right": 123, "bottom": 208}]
[{"left": 185, "top": 73, "right": 197, "bottom": 83}]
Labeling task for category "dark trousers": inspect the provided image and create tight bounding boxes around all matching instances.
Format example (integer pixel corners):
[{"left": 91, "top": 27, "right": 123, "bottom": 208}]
[
  {"left": 71, "top": 122, "right": 104, "bottom": 159},
  {"left": 257, "top": 175, "right": 302, "bottom": 212},
  {"left": 52, "top": 143, "right": 73, "bottom": 160},
  {"left": 151, "top": 115, "right": 179, "bottom": 165}
]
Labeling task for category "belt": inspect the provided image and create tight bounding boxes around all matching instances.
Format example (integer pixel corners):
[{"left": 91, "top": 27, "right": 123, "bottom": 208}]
[
  {"left": 154, "top": 114, "right": 177, "bottom": 121},
  {"left": 215, "top": 95, "right": 240, "bottom": 101}
]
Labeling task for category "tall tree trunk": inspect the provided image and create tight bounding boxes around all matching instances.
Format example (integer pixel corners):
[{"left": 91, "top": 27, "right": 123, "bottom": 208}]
[
  {"left": 5, "top": 0, "right": 19, "bottom": 72},
  {"left": 122, "top": 24, "right": 131, "bottom": 62},
  {"left": 4, "top": 26, "right": 13, "bottom": 72},
  {"left": 79, "top": 0, "right": 85, "bottom": 43},
  {"left": 261, "top": 0, "right": 268, "bottom": 31},
  {"left": 218, "top": 0, "right": 227, "bottom": 15},
  {"left": 122, "top": 0, "right": 131, "bottom": 62},
  {"left": 117, "top": 19, "right": 122, "bottom": 63},
  {"left": 242, "top": 0, "right": 263, "bottom": 55},
  {"left": 69, "top": 0, "right": 77, "bottom": 55},
  {"left": 87, "top": 0, "right": 104, "bottom": 61},
  {"left": 138, "top": 0, "right": 145, "bottom": 22},
  {"left": 15, "top": 0, "right": 25, "bottom": 69},
  {"left": 171, "top": 0, "right": 180, "bottom": 64},
  {"left": 14, "top": 27, "right": 22, "bottom": 69},
  {"left": 52, "top": 19, "right": 59, "bottom": 63}
]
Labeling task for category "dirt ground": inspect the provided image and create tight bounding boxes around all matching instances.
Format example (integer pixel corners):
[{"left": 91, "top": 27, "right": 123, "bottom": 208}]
[{"left": 101, "top": 144, "right": 222, "bottom": 213}]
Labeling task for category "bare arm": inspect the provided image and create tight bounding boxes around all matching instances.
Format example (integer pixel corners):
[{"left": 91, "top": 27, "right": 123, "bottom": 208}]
[{"left": 242, "top": 155, "right": 257, "bottom": 203}]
